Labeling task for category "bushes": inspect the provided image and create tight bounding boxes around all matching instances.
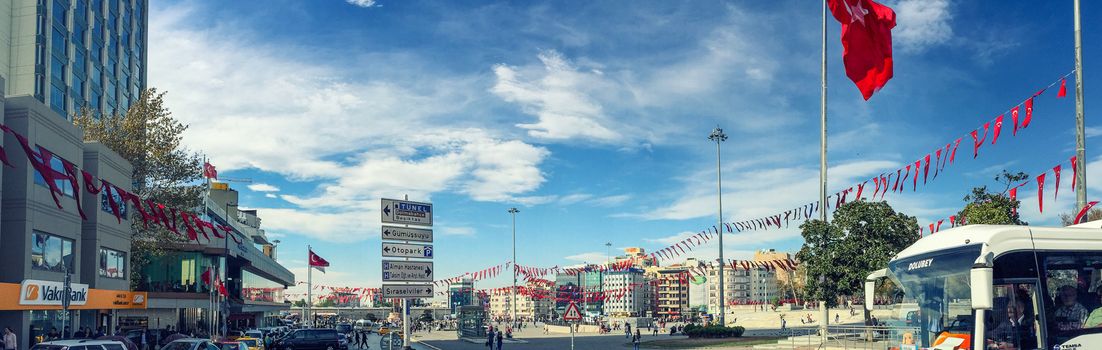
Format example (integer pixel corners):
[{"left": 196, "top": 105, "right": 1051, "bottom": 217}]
[{"left": 681, "top": 324, "right": 745, "bottom": 338}]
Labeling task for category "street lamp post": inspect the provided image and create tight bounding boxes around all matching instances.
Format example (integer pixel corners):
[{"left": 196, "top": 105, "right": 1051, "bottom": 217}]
[
  {"left": 605, "top": 242, "right": 612, "bottom": 263},
  {"left": 708, "top": 126, "right": 727, "bottom": 325},
  {"left": 508, "top": 207, "right": 519, "bottom": 327}
]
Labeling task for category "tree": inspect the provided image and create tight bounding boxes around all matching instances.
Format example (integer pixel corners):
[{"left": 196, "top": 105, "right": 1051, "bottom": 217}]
[
  {"left": 316, "top": 298, "right": 336, "bottom": 307},
  {"left": 420, "top": 310, "right": 434, "bottom": 323},
  {"left": 1061, "top": 208, "right": 1102, "bottom": 226},
  {"left": 957, "top": 170, "right": 1028, "bottom": 226},
  {"left": 72, "top": 89, "right": 205, "bottom": 290},
  {"left": 797, "top": 200, "right": 919, "bottom": 319},
  {"left": 293, "top": 299, "right": 306, "bottom": 307}
]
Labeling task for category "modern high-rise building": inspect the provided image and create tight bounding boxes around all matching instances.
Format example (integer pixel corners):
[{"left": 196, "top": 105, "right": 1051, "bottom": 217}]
[
  {"left": 2, "top": 0, "right": 148, "bottom": 119},
  {"left": 601, "top": 268, "right": 648, "bottom": 317}
]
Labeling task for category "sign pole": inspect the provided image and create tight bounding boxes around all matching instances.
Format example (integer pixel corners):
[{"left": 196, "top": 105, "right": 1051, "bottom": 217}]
[{"left": 62, "top": 268, "right": 71, "bottom": 338}]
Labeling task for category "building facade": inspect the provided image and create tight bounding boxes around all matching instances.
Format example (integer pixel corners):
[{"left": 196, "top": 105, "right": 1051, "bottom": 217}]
[
  {"left": 117, "top": 184, "right": 293, "bottom": 334},
  {"left": 487, "top": 284, "right": 551, "bottom": 321},
  {"left": 0, "top": 92, "right": 147, "bottom": 350},
  {"left": 1, "top": 0, "right": 148, "bottom": 119},
  {"left": 448, "top": 277, "right": 475, "bottom": 314},
  {"left": 601, "top": 268, "right": 648, "bottom": 317},
  {"left": 648, "top": 264, "right": 691, "bottom": 321}
]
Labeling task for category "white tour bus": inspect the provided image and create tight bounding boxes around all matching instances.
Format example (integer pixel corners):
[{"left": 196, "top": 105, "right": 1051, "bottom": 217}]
[{"left": 865, "top": 222, "right": 1102, "bottom": 350}]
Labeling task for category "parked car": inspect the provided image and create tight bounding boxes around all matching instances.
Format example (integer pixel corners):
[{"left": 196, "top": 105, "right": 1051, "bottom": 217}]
[
  {"left": 32, "top": 339, "right": 129, "bottom": 350},
  {"left": 161, "top": 338, "right": 220, "bottom": 350},
  {"left": 269, "top": 329, "right": 339, "bottom": 350},
  {"left": 244, "top": 330, "right": 264, "bottom": 340},
  {"left": 214, "top": 341, "right": 248, "bottom": 350},
  {"left": 235, "top": 337, "right": 263, "bottom": 350},
  {"left": 334, "top": 324, "right": 352, "bottom": 335}
]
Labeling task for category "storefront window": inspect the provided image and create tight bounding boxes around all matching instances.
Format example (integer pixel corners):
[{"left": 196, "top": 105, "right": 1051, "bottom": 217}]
[
  {"left": 32, "top": 231, "right": 74, "bottom": 272},
  {"left": 241, "top": 270, "right": 285, "bottom": 303},
  {"left": 139, "top": 252, "right": 215, "bottom": 293},
  {"left": 99, "top": 247, "right": 126, "bottom": 278},
  {"left": 30, "top": 309, "right": 81, "bottom": 344}
]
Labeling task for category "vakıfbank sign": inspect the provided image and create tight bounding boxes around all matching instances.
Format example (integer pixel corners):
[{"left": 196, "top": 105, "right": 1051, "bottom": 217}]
[{"left": 19, "top": 279, "right": 89, "bottom": 306}]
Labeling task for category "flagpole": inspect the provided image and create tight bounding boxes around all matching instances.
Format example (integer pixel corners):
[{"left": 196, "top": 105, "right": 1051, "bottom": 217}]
[
  {"left": 307, "top": 245, "right": 313, "bottom": 328},
  {"left": 1074, "top": 0, "right": 1087, "bottom": 209},
  {"left": 818, "top": 0, "right": 830, "bottom": 342}
]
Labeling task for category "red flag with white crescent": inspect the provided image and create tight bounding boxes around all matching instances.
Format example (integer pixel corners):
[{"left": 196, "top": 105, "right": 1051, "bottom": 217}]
[{"left": 309, "top": 249, "right": 330, "bottom": 273}]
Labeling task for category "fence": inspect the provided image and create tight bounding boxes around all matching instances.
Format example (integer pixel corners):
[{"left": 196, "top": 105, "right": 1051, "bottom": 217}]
[{"left": 764, "top": 325, "right": 920, "bottom": 350}]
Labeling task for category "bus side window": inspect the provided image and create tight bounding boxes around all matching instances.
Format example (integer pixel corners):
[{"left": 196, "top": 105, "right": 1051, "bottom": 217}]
[
  {"left": 989, "top": 284, "right": 1041, "bottom": 350},
  {"left": 1039, "top": 252, "right": 1102, "bottom": 345}
]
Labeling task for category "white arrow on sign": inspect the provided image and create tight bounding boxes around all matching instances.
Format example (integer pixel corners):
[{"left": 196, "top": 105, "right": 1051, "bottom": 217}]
[
  {"left": 381, "top": 198, "right": 433, "bottom": 226},
  {"left": 381, "top": 226, "right": 433, "bottom": 243},
  {"left": 381, "top": 242, "right": 433, "bottom": 259}
]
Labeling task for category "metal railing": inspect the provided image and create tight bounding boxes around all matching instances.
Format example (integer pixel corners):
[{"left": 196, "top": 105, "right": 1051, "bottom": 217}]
[{"left": 764, "top": 325, "right": 920, "bottom": 350}]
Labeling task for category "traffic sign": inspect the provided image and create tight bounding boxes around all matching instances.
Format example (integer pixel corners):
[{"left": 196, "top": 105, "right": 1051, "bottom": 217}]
[
  {"left": 382, "top": 260, "right": 434, "bottom": 282},
  {"left": 381, "top": 198, "right": 433, "bottom": 226},
  {"left": 382, "top": 242, "right": 434, "bottom": 259},
  {"left": 563, "top": 301, "right": 582, "bottom": 321},
  {"left": 382, "top": 284, "right": 433, "bottom": 298},
  {"left": 381, "top": 226, "right": 433, "bottom": 243}
]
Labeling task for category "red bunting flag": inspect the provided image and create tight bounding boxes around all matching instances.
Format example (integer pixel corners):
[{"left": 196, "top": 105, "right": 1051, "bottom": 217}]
[
  {"left": 922, "top": 154, "right": 931, "bottom": 184},
  {"left": 950, "top": 138, "right": 962, "bottom": 164},
  {"left": 971, "top": 122, "right": 990, "bottom": 158},
  {"left": 936, "top": 219, "right": 944, "bottom": 232},
  {"left": 1037, "top": 173, "right": 1046, "bottom": 213},
  {"left": 1053, "top": 165, "right": 1062, "bottom": 199},
  {"left": 1058, "top": 78, "right": 1067, "bottom": 98},
  {"left": 893, "top": 169, "right": 902, "bottom": 192},
  {"left": 826, "top": 0, "right": 897, "bottom": 100},
  {"left": 1075, "top": 201, "right": 1100, "bottom": 224},
  {"left": 912, "top": 160, "right": 920, "bottom": 191},
  {"left": 1023, "top": 98, "right": 1034, "bottom": 129},
  {"left": 992, "top": 115, "right": 1004, "bottom": 144},
  {"left": 934, "top": 149, "right": 943, "bottom": 179},
  {"left": 949, "top": 215, "right": 956, "bottom": 227},
  {"left": 1009, "top": 187, "right": 1018, "bottom": 214}
]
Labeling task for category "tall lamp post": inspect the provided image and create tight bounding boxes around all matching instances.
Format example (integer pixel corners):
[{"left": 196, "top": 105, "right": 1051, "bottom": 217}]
[
  {"left": 508, "top": 207, "right": 520, "bottom": 326},
  {"left": 605, "top": 242, "right": 612, "bottom": 263},
  {"left": 708, "top": 126, "right": 727, "bottom": 325}
]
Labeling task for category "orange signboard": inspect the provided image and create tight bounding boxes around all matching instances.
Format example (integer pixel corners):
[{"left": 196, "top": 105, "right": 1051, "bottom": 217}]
[{"left": 0, "top": 282, "right": 147, "bottom": 310}]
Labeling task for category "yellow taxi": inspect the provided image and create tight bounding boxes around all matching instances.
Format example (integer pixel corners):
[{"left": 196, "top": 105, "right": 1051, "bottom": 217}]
[{"left": 236, "top": 336, "right": 264, "bottom": 350}]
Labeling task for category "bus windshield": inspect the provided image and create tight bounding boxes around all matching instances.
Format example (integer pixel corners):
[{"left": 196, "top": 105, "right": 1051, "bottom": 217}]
[{"left": 886, "top": 245, "right": 982, "bottom": 347}]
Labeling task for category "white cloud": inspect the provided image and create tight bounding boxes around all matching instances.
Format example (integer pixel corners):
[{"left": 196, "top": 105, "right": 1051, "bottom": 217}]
[
  {"left": 345, "top": 0, "right": 379, "bottom": 8},
  {"left": 491, "top": 51, "right": 623, "bottom": 142},
  {"left": 248, "top": 183, "right": 281, "bottom": 192},
  {"left": 149, "top": 5, "right": 550, "bottom": 242},
  {"left": 564, "top": 251, "right": 609, "bottom": 263},
  {"left": 265, "top": 193, "right": 277, "bottom": 199},
  {"left": 439, "top": 226, "right": 476, "bottom": 236},
  {"left": 889, "top": 0, "right": 953, "bottom": 54}
]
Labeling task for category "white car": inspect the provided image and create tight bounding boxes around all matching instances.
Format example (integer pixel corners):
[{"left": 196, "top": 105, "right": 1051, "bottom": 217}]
[
  {"left": 161, "top": 338, "right": 220, "bottom": 350},
  {"left": 32, "top": 340, "right": 129, "bottom": 350}
]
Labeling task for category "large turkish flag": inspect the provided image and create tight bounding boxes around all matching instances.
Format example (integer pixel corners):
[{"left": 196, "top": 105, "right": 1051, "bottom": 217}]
[{"left": 827, "top": 0, "right": 896, "bottom": 100}]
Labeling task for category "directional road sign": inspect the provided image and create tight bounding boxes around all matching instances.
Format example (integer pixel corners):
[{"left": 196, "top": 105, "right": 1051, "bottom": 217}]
[
  {"left": 382, "top": 260, "right": 434, "bottom": 282},
  {"left": 381, "top": 198, "right": 433, "bottom": 226},
  {"left": 563, "top": 301, "right": 582, "bottom": 321},
  {"left": 382, "top": 284, "right": 433, "bottom": 298},
  {"left": 381, "top": 226, "right": 433, "bottom": 243},
  {"left": 381, "top": 242, "right": 433, "bottom": 259}
]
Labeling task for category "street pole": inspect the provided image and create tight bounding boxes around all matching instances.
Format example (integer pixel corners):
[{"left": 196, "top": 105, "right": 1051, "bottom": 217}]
[
  {"left": 511, "top": 206, "right": 520, "bottom": 325},
  {"left": 1074, "top": 0, "right": 1087, "bottom": 209},
  {"left": 819, "top": 0, "right": 831, "bottom": 341},
  {"left": 307, "top": 245, "right": 313, "bottom": 328},
  {"left": 708, "top": 126, "right": 727, "bottom": 326}
]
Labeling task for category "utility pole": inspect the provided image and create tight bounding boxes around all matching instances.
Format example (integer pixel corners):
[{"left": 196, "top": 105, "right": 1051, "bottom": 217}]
[
  {"left": 1074, "top": 0, "right": 1087, "bottom": 209},
  {"left": 509, "top": 207, "right": 519, "bottom": 327},
  {"left": 819, "top": 0, "right": 831, "bottom": 341},
  {"left": 708, "top": 126, "right": 727, "bottom": 325}
]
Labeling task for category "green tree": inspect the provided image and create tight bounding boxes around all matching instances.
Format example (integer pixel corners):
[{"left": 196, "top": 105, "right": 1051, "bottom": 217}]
[
  {"left": 797, "top": 200, "right": 919, "bottom": 320},
  {"left": 72, "top": 88, "right": 205, "bottom": 289},
  {"left": 292, "top": 299, "right": 306, "bottom": 307},
  {"left": 316, "top": 298, "right": 336, "bottom": 307},
  {"left": 957, "top": 170, "right": 1029, "bottom": 226}
]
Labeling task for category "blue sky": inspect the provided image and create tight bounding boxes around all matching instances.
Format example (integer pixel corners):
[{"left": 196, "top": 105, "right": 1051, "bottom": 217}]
[{"left": 146, "top": 0, "right": 1102, "bottom": 298}]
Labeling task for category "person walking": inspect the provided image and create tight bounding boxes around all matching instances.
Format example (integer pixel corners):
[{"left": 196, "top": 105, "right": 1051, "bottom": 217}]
[
  {"left": 486, "top": 329, "right": 494, "bottom": 348},
  {"left": 4, "top": 327, "right": 17, "bottom": 350},
  {"left": 781, "top": 318, "right": 787, "bottom": 330},
  {"left": 495, "top": 331, "right": 503, "bottom": 350}
]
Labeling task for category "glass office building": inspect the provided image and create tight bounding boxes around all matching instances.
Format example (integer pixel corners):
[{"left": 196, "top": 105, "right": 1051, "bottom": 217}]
[{"left": 2, "top": 0, "right": 147, "bottom": 118}]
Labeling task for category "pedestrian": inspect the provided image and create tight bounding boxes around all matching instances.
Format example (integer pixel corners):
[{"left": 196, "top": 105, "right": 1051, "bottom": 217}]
[
  {"left": 495, "top": 331, "right": 503, "bottom": 350},
  {"left": 486, "top": 329, "right": 494, "bottom": 348},
  {"left": 835, "top": 314, "right": 840, "bottom": 324},
  {"left": 781, "top": 318, "right": 787, "bottom": 330},
  {"left": 4, "top": 327, "right": 17, "bottom": 350},
  {"left": 632, "top": 332, "right": 640, "bottom": 350}
]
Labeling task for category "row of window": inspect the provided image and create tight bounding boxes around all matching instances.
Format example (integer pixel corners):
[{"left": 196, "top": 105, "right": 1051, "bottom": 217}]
[{"left": 30, "top": 231, "right": 127, "bottom": 279}]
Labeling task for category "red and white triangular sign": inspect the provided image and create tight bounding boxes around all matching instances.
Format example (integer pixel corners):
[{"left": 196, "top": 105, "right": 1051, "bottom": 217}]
[{"left": 563, "top": 301, "right": 582, "bottom": 321}]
